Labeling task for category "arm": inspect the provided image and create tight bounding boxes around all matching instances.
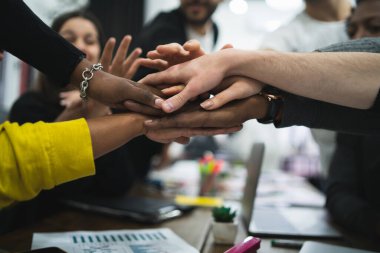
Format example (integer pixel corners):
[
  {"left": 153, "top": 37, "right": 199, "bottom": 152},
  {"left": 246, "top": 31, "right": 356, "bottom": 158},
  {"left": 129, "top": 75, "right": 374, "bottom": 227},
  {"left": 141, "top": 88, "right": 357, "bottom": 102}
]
[
  {"left": 0, "top": 0, "right": 162, "bottom": 108},
  {"left": 0, "top": 114, "right": 240, "bottom": 208},
  {"left": 326, "top": 134, "right": 380, "bottom": 238},
  {"left": 141, "top": 38, "right": 380, "bottom": 112},
  {"left": 277, "top": 93, "right": 380, "bottom": 135}
]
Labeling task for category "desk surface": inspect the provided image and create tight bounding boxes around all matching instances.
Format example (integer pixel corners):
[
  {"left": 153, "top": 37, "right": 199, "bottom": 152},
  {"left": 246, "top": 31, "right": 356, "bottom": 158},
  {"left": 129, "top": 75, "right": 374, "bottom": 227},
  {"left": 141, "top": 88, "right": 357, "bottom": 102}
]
[
  {"left": 0, "top": 206, "right": 300, "bottom": 253},
  {"left": 1, "top": 183, "right": 379, "bottom": 253},
  {"left": 1, "top": 204, "right": 380, "bottom": 253}
]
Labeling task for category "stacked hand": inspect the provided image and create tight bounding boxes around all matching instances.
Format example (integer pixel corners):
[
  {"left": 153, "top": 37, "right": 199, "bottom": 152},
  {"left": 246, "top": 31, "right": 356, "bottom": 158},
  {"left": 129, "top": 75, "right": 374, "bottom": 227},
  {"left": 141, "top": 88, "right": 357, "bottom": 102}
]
[
  {"left": 140, "top": 40, "right": 264, "bottom": 114},
  {"left": 129, "top": 40, "right": 269, "bottom": 140}
]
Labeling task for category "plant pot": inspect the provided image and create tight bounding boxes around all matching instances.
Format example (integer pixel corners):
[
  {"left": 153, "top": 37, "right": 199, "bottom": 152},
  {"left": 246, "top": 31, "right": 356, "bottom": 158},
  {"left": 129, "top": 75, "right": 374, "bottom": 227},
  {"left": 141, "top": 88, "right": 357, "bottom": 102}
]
[{"left": 212, "top": 220, "right": 238, "bottom": 245}]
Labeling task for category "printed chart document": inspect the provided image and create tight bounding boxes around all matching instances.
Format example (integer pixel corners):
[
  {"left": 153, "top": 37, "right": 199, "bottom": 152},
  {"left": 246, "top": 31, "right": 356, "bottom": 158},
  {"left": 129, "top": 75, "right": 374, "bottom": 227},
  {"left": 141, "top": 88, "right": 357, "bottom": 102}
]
[{"left": 32, "top": 228, "right": 199, "bottom": 253}]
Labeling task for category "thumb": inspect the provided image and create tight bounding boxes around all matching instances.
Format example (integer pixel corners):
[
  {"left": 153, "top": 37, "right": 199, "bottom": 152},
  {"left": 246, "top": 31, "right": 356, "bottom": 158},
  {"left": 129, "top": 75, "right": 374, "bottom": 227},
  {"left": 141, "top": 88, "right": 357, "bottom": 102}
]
[{"left": 161, "top": 87, "right": 194, "bottom": 113}]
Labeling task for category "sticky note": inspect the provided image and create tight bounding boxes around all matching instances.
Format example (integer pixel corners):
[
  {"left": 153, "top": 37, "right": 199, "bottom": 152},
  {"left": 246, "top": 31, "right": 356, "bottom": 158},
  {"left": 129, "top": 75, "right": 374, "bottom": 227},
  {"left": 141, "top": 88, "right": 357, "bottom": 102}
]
[{"left": 175, "top": 195, "right": 223, "bottom": 207}]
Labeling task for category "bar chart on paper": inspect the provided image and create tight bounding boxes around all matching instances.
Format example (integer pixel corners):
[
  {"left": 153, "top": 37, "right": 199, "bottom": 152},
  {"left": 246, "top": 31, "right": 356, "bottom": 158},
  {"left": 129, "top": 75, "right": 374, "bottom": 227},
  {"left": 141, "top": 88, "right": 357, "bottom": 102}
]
[{"left": 32, "top": 228, "right": 199, "bottom": 253}]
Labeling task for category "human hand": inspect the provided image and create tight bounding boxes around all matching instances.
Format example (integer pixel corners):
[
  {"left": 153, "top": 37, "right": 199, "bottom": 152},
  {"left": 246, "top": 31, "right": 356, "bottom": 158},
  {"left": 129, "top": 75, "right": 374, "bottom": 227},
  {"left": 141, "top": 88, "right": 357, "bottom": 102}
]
[
  {"left": 143, "top": 95, "right": 269, "bottom": 130},
  {"left": 56, "top": 90, "right": 111, "bottom": 121},
  {"left": 71, "top": 59, "right": 164, "bottom": 109},
  {"left": 140, "top": 50, "right": 230, "bottom": 113},
  {"left": 100, "top": 35, "right": 143, "bottom": 79},
  {"left": 139, "top": 40, "right": 206, "bottom": 71},
  {"left": 139, "top": 40, "right": 233, "bottom": 71},
  {"left": 144, "top": 125, "right": 242, "bottom": 144},
  {"left": 200, "top": 76, "right": 265, "bottom": 110}
]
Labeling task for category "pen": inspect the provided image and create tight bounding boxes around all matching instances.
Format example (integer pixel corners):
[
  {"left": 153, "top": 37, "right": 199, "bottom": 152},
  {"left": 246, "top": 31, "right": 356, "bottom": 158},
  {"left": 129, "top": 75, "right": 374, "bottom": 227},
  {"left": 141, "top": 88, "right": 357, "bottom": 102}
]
[{"left": 271, "top": 239, "right": 304, "bottom": 249}]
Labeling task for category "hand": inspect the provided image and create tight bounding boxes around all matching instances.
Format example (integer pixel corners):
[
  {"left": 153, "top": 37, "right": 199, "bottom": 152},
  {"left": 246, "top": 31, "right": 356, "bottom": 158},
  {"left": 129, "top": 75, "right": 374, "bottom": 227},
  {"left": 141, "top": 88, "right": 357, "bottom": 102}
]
[
  {"left": 201, "top": 76, "right": 264, "bottom": 110},
  {"left": 56, "top": 90, "right": 111, "bottom": 121},
  {"left": 145, "top": 126, "right": 242, "bottom": 144},
  {"left": 156, "top": 76, "right": 265, "bottom": 110},
  {"left": 139, "top": 40, "right": 206, "bottom": 71},
  {"left": 100, "top": 35, "right": 143, "bottom": 79},
  {"left": 144, "top": 95, "right": 269, "bottom": 130},
  {"left": 140, "top": 51, "right": 229, "bottom": 113},
  {"left": 139, "top": 40, "right": 232, "bottom": 72},
  {"left": 71, "top": 59, "right": 164, "bottom": 109}
]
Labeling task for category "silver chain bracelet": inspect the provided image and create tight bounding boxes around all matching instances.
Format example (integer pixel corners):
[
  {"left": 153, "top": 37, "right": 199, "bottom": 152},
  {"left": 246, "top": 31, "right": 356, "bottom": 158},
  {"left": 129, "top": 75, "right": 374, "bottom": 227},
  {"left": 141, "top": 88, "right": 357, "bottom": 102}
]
[{"left": 79, "top": 63, "right": 103, "bottom": 100}]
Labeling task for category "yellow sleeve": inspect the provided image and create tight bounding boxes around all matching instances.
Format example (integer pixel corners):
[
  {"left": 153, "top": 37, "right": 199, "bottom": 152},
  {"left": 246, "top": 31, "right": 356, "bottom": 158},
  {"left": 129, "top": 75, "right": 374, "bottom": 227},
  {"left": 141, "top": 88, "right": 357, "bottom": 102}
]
[{"left": 0, "top": 119, "right": 95, "bottom": 208}]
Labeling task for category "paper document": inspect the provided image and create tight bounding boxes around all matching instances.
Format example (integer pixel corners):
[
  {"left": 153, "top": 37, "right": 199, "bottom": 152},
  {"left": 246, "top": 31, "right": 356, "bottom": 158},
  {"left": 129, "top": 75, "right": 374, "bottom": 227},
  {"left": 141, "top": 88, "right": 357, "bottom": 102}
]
[{"left": 32, "top": 228, "right": 199, "bottom": 253}]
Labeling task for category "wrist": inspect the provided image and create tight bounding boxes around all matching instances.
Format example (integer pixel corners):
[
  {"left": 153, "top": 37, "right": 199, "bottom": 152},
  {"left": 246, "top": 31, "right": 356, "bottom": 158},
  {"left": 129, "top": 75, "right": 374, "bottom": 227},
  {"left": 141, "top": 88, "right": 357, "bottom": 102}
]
[
  {"left": 257, "top": 93, "right": 283, "bottom": 124},
  {"left": 246, "top": 95, "right": 269, "bottom": 120}
]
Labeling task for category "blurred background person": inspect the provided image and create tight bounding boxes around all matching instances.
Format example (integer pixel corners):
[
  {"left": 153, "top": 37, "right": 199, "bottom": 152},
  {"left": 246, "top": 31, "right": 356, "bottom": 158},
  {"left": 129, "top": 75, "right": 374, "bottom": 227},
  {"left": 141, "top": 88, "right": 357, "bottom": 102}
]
[
  {"left": 326, "top": 0, "right": 380, "bottom": 240},
  {"left": 260, "top": 0, "right": 352, "bottom": 189},
  {"left": 132, "top": 0, "right": 222, "bottom": 161}
]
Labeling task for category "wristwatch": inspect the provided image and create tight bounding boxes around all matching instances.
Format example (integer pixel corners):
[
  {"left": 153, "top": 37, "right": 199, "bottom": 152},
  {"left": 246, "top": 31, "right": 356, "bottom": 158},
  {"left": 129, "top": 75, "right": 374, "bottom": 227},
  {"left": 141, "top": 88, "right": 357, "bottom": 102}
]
[{"left": 257, "top": 93, "right": 283, "bottom": 124}]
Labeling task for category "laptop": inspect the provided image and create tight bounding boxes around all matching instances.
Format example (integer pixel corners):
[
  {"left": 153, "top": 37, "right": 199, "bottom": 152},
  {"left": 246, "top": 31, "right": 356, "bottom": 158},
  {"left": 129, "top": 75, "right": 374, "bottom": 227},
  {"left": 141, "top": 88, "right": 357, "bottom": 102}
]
[
  {"left": 300, "top": 241, "right": 380, "bottom": 253},
  {"left": 241, "top": 143, "right": 342, "bottom": 239}
]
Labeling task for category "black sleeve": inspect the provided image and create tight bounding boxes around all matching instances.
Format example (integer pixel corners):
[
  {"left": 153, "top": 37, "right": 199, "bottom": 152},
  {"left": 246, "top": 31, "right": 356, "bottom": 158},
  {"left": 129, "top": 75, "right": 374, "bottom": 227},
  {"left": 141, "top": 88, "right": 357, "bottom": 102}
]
[
  {"left": 8, "top": 92, "right": 60, "bottom": 124},
  {"left": 0, "top": 0, "right": 85, "bottom": 86},
  {"left": 326, "top": 134, "right": 380, "bottom": 239},
  {"left": 276, "top": 93, "right": 380, "bottom": 135}
]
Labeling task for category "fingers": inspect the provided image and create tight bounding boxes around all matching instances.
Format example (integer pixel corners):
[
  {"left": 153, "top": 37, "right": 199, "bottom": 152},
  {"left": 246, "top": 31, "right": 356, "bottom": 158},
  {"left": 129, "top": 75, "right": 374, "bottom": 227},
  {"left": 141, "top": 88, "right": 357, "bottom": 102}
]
[
  {"left": 174, "top": 137, "right": 190, "bottom": 144},
  {"left": 100, "top": 37, "right": 116, "bottom": 72},
  {"left": 156, "top": 43, "right": 189, "bottom": 58},
  {"left": 161, "top": 79, "right": 203, "bottom": 113},
  {"left": 123, "top": 100, "right": 165, "bottom": 116},
  {"left": 201, "top": 77, "right": 264, "bottom": 110},
  {"left": 146, "top": 126, "right": 242, "bottom": 143},
  {"left": 123, "top": 48, "right": 142, "bottom": 79},
  {"left": 138, "top": 58, "right": 168, "bottom": 71},
  {"left": 113, "top": 35, "right": 132, "bottom": 67},
  {"left": 140, "top": 67, "right": 178, "bottom": 86},
  {"left": 183, "top": 40, "right": 201, "bottom": 52},
  {"left": 220, "top": 43, "right": 233, "bottom": 50},
  {"left": 161, "top": 87, "right": 194, "bottom": 113},
  {"left": 161, "top": 85, "right": 186, "bottom": 96},
  {"left": 129, "top": 83, "right": 164, "bottom": 108}
]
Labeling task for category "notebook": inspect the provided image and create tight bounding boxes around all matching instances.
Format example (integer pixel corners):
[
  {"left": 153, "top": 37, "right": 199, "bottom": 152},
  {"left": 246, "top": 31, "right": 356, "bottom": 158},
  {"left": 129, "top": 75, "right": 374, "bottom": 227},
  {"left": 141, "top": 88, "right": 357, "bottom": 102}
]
[{"left": 241, "top": 143, "right": 342, "bottom": 239}]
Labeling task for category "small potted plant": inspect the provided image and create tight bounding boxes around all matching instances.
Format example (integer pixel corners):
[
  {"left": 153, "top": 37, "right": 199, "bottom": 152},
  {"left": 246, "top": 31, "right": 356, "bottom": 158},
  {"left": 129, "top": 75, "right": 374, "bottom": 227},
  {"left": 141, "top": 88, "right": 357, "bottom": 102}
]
[{"left": 212, "top": 206, "right": 238, "bottom": 244}]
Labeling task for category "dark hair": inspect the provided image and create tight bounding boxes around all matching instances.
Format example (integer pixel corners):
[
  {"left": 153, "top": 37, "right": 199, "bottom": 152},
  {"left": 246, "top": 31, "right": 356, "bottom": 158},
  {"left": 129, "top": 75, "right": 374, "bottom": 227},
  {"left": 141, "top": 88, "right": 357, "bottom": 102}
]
[{"left": 51, "top": 10, "right": 105, "bottom": 50}]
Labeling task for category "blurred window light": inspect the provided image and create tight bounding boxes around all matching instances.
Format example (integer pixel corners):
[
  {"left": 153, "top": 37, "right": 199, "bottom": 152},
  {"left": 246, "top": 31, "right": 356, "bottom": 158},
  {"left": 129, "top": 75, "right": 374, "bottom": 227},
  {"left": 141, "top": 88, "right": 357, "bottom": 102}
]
[
  {"left": 229, "top": 0, "right": 248, "bottom": 15},
  {"left": 265, "top": 0, "right": 303, "bottom": 11}
]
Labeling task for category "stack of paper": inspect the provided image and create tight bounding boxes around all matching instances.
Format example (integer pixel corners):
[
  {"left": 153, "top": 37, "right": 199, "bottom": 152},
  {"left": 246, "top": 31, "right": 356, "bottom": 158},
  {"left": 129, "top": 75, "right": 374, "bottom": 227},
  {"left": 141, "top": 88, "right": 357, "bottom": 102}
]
[{"left": 32, "top": 228, "right": 199, "bottom": 253}]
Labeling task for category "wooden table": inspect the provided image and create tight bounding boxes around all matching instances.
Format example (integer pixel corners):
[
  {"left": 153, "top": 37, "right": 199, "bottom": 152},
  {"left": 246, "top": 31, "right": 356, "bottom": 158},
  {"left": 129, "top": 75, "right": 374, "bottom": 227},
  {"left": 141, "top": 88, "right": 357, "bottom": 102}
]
[
  {"left": 0, "top": 205, "right": 300, "bottom": 253},
  {"left": 1, "top": 205, "right": 380, "bottom": 253},
  {"left": 1, "top": 183, "right": 379, "bottom": 253}
]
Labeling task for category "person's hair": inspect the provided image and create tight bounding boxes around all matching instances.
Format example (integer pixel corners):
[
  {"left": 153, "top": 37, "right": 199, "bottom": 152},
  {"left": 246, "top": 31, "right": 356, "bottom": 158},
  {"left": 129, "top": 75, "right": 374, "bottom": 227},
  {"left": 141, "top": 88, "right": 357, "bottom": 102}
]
[{"left": 33, "top": 10, "right": 105, "bottom": 102}]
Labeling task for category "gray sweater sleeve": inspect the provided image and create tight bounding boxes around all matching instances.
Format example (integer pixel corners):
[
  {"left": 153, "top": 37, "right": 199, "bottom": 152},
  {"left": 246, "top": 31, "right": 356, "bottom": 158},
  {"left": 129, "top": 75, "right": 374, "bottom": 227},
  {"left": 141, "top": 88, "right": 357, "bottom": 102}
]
[{"left": 276, "top": 38, "right": 380, "bottom": 134}]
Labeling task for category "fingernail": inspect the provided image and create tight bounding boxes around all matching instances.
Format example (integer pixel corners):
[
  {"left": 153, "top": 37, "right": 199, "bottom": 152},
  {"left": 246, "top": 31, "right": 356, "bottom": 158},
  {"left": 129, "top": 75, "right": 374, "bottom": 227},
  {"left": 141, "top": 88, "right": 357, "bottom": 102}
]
[
  {"left": 163, "top": 101, "right": 174, "bottom": 112},
  {"left": 155, "top": 98, "right": 164, "bottom": 108},
  {"left": 144, "top": 120, "right": 153, "bottom": 126},
  {"left": 201, "top": 100, "right": 213, "bottom": 109}
]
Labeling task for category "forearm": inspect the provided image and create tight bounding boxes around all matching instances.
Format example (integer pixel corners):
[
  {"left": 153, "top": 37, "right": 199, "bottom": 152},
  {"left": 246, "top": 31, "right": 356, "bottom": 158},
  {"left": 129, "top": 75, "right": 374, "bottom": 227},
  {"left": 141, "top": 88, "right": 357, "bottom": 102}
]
[
  {"left": 0, "top": 120, "right": 94, "bottom": 207},
  {"left": 277, "top": 93, "right": 380, "bottom": 135},
  {"left": 87, "top": 114, "right": 146, "bottom": 158},
  {"left": 1, "top": 0, "right": 84, "bottom": 86},
  {"left": 224, "top": 49, "right": 380, "bottom": 109}
]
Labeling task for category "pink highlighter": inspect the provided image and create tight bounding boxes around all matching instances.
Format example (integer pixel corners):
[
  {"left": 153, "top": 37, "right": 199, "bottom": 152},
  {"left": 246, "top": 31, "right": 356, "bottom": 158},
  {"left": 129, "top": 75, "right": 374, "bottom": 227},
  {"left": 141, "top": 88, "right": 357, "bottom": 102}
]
[{"left": 224, "top": 237, "right": 261, "bottom": 253}]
